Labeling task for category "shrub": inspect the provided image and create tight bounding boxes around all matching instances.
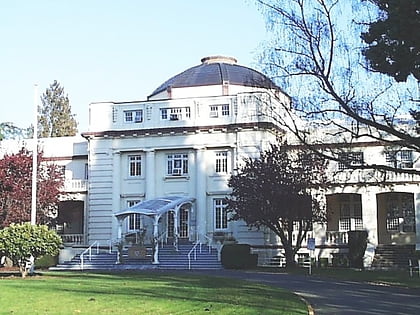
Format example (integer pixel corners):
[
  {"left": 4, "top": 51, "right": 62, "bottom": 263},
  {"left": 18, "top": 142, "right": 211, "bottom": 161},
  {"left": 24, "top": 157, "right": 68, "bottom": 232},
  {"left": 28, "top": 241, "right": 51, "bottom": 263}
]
[
  {"left": 221, "top": 244, "right": 257, "bottom": 269},
  {"left": 348, "top": 230, "right": 368, "bottom": 268},
  {"left": 35, "top": 254, "right": 58, "bottom": 269},
  {"left": 0, "top": 223, "right": 62, "bottom": 277}
]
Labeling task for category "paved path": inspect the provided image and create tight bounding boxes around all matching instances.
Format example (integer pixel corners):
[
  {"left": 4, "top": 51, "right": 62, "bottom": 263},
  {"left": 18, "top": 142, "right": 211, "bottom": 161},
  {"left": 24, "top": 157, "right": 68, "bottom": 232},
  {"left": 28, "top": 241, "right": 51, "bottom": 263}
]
[{"left": 186, "top": 270, "right": 420, "bottom": 315}]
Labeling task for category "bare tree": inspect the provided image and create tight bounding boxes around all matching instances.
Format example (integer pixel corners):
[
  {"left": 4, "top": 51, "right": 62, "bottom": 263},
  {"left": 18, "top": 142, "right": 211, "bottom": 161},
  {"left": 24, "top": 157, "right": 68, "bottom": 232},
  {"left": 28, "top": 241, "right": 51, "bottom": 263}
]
[{"left": 256, "top": 0, "right": 419, "bottom": 176}]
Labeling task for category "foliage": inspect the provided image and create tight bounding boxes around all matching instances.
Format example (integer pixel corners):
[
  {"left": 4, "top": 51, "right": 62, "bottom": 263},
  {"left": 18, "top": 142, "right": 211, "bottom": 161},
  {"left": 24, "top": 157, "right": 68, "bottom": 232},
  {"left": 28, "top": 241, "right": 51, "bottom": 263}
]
[
  {"left": 221, "top": 244, "right": 257, "bottom": 269},
  {"left": 0, "top": 148, "right": 64, "bottom": 227},
  {"left": 226, "top": 143, "right": 328, "bottom": 267},
  {"left": 347, "top": 230, "right": 368, "bottom": 268},
  {"left": 361, "top": 0, "right": 420, "bottom": 82},
  {"left": 39, "top": 80, "right": 78, "bottom": 137},
  {"left": 0, "top": 223, "right": 62, "bottom": 277},
  {"left": 256, "top": 0, "right": 419, "bottom": 175},
  {"left": 0, "top": 122, "right": 32, "bottom": 140}
]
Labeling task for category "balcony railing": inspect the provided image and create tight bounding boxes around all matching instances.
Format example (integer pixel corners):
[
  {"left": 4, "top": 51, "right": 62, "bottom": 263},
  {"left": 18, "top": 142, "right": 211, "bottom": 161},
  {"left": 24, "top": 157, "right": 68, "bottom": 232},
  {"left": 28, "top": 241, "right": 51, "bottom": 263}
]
[
  {"left": 63, "top": 179, "right": 87, "bottom": 192},
  {"left": 331, "top": 169, "right": 420, "bottom": 184},
  {"left": 325, "top": 231, "right": 348, "bottom": 245},
  {"left": 61, "top": 234, "right": 84, "bottom": 245}
]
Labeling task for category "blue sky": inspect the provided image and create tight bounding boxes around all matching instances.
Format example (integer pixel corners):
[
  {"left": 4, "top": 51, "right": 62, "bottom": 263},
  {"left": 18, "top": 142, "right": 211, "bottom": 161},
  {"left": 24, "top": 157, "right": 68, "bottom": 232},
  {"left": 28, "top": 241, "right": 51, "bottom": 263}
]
[{"left": 0, "top": 0, "right": 268, "bottom": 132}]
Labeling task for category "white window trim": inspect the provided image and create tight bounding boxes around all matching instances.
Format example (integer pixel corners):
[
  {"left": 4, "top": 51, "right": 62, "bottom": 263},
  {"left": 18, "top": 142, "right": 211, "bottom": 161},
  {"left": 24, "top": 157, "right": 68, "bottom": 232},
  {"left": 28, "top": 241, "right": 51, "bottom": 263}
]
[
  {"left": 214, "top": 198, "right": 228, "bottom": 231},
  {"left": 128, "top": 155, "right": 142, "bottom": 177},
  {"left": 124, "top": 109, "right": 143, "bottom": 123},
  {"left": 126, "top": 200, "right": 142, "bottom": 232},
  {"left": 215, "top": 150, "right": 229, "bottom": 174},
  {"left": 167, "top": 153, "right": 189, "bottom": 176}
]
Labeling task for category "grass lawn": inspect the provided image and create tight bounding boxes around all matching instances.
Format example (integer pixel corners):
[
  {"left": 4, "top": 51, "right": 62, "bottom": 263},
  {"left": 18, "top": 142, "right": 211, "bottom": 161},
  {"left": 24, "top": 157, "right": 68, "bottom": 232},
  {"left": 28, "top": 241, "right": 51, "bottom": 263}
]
[{"left": 0, "top": 271, "right": 307, "bottom": 314}]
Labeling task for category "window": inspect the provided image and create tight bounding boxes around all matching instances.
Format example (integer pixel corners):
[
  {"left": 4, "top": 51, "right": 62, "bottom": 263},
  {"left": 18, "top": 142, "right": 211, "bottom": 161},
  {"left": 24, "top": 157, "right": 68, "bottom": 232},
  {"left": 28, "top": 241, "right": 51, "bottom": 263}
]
[
  {"left": 338, "top": 152, "right": 364, "bottom": 170},
  {"left": 161, "top": 108, "right": 168, "bottom": 120},
  {"left": 129, "top": 155, "right": 142, "bottom": 177},
  {"left": 214, "top": 199, "right": 228, "bottom": 230},
  {"left": 209, "top": 104, "right": 230, "bottom": 118},
  {"left": 160, "top": 107, "right": 190, "bottom": 120},
  {"left": 386, "top": 193, "right": 415, "bottom": 233},
  {"left": 124, "top": 110, "right": 143, "bottom": 123},
  {"left": 167, "top": 154, "right": 188, "bottom": 176},
  {"left": 385, "top": 150, "right": 413, "bottom": 169},
  {"left": 338, "top": 194, "right": 363, "bottom": 232},
  {"left": 210, "top": 106, "right": 218, "bottom": 118},
  {"left": 221, "top": 104, "right": 230, "bottom": 116},
  {"left": 127, "top": 200, "right": 141, "bottom": 231},
  {"left": 84, "top": 163, "right": 88, "bottom": 180},
  {"left": 215, "top": 151, "right": 228, "bottom": 174}
]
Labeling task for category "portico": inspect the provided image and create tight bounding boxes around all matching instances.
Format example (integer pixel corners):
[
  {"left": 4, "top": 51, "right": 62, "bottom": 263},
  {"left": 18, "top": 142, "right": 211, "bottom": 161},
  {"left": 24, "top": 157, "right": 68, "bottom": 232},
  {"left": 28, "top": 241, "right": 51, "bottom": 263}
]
[{"left": 114, "top": 196, "right": 195, "bottom": 264}]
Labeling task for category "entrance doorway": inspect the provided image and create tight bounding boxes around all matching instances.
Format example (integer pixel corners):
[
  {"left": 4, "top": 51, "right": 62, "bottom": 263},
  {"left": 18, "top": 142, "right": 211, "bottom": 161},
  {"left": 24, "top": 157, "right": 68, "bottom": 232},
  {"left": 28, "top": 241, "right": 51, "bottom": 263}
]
[{"left": 167, "top": 207, "right": 189, "bottom": 239}]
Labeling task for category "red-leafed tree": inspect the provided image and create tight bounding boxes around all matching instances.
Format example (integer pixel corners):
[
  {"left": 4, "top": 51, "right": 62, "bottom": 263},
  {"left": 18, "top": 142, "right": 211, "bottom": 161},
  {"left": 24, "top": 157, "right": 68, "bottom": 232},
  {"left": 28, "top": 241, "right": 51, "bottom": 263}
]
[{"left": 0, "top": 148, "right": 64, "bottom": 228}]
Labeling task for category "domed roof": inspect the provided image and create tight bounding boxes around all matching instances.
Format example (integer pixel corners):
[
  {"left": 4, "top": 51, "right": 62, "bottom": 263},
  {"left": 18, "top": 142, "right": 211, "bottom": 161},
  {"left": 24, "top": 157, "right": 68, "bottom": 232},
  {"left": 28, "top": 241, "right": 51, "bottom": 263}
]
[{"left": 148, "top": 56, "right": 278, "bottom": 99}]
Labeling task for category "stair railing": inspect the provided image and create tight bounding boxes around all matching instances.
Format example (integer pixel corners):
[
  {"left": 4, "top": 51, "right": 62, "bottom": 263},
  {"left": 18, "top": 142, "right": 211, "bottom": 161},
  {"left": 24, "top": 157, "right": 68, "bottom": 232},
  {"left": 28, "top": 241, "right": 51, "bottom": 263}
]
[
  {"left": 187, "top": 233, "right": 214, "bottom": 269},
  {"left": 80, "top": 241, "right": 99, "bottom": 271},
  {"left": 187, "top": 242, "right": 201, "bottom": 270}
]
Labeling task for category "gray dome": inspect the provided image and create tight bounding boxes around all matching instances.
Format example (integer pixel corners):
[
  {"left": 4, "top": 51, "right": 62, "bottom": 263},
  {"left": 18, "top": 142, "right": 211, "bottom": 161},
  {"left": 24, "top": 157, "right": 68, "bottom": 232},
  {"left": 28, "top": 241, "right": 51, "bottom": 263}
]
[{"left": 148, "top": 56, "right": 278, "bottom": 99}]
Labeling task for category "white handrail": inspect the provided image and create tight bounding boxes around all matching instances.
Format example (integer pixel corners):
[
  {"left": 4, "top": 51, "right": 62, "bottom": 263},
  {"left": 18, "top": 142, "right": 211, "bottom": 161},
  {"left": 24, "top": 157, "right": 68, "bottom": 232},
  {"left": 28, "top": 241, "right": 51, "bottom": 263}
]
[
  {"left": 80, "top": 241, "right": 99, "bottom": 271},
  {"left": 187, "top": 233, "right": 214, "bottom": 269},
  {"left": 187, "top": 242, "right": 201, "bottom": 270}
]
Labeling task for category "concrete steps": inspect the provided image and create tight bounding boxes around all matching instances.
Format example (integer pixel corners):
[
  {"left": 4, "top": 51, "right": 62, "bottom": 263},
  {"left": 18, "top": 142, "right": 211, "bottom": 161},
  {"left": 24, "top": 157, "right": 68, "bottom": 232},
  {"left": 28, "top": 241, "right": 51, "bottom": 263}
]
[
  {"left": 371, "top": 244, "right": 415, "bottom": 270},
  {"left": 50, "top": 242, "right": 222, "bottom": 271}
]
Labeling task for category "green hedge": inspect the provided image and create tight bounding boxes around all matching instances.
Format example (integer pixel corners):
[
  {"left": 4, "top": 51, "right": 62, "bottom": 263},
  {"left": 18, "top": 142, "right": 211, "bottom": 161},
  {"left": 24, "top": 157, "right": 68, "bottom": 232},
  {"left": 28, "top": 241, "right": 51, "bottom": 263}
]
[
  {"left": 221, "top": 244, "right": 257, "bottom": 269},
  {"left": 35, "top": 254, "right": 58, "bottom": 269}
]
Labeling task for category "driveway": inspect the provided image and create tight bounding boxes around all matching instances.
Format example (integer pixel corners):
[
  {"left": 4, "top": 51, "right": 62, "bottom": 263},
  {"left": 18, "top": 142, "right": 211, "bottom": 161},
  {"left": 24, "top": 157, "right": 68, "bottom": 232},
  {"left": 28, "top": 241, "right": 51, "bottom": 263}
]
[{"left": 188, "top": 269, "right": 420, "bottom": 315}]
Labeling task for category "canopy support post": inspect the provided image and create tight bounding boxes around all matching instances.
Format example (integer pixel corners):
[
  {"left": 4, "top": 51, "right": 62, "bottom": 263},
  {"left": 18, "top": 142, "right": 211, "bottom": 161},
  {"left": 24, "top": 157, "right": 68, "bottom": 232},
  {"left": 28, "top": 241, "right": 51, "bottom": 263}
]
[{"left": 152, "top": 215, "right": 160, "bottom": 264}]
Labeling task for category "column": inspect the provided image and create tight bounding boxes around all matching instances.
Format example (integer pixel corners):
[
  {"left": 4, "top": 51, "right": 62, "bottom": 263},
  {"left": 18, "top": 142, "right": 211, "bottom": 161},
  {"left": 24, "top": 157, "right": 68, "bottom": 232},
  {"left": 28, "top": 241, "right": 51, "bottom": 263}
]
[
  {"left": 145, "top": 149, "right": 156, "bottom": 199},
  {"left": 195, "top": 146, "right": 207, "bottom": 242},
  {"left": 415, "top": 192, "right": 420, "bottom": 251},
  {"left": 112, "top": 151, "right": 121, "bottom": 240},
  {"left": 361, "top": 189, "right": 378, "bottom": 267}
]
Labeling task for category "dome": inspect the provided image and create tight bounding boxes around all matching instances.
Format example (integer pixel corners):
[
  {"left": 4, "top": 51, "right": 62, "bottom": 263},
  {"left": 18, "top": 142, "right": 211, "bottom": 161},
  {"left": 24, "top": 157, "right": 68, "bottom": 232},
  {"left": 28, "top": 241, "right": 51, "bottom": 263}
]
[{"left": 148, "top": 56, "right": 278, "bottom": 99}]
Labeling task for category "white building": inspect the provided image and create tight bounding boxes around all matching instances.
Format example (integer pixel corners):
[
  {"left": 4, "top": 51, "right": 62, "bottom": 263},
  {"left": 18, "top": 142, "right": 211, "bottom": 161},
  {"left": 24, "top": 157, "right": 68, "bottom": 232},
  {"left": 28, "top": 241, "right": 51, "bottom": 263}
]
[{"left": 1, "top": 56, "right": 419, "bottom": 267}]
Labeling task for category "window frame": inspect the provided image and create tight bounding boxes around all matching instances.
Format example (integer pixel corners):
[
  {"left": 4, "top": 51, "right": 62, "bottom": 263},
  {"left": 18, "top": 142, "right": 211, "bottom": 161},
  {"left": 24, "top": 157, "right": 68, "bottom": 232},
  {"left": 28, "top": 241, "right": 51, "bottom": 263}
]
[
  {"left": 167, "top": 153, "right": 189, "bottom": 176},
  {"left": 214, "top": 198, "right": 228, "bottom": 230},
  {"left": 124, "top": 109, "right": 143, "bottom": 123},
  {"left": 338, "top": 152, "right": 364, "bottom": 170},
  {"left": 126, "top": 200, "right": 142, "bottom": 232},
  {"left": 215, "top": 151, "right": 228, "bottom": 174},
  {"left": 385, "top": 150, "right": 413, "bottom": 169},
  {"left": 128, "top": 155, "right": 142, "bottom": 177}
]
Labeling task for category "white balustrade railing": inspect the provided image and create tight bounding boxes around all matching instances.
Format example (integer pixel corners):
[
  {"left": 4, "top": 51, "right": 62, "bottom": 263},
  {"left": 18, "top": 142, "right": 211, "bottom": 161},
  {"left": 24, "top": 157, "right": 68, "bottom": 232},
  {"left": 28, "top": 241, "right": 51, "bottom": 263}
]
[
  {"left": 61, "top": 234, "right": 84, "bottom": 244},
  {"left": 63, "top": 179, "right": 88, "bottom": 192}
]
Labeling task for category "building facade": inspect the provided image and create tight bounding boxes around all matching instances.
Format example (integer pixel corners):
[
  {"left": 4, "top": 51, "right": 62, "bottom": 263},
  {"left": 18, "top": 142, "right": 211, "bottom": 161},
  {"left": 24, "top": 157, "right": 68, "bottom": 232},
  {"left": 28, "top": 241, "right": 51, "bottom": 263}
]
[{"left": 1, "top": 56, "right": 419, "bottom": 266}]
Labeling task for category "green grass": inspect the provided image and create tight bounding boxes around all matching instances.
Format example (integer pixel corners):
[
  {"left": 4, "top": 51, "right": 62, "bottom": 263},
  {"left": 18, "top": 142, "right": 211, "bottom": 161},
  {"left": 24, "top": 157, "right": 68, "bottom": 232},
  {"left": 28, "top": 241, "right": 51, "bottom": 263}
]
[{"left": 0, "top": 271, "right": 307, "bottom": 314}]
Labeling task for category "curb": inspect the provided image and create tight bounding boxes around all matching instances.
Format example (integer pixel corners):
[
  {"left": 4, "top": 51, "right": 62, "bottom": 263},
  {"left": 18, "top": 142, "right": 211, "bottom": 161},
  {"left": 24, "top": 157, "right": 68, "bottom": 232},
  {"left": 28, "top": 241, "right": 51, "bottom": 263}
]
[{"left": 297, "top": 295, "right": 315, "bottom": 315}]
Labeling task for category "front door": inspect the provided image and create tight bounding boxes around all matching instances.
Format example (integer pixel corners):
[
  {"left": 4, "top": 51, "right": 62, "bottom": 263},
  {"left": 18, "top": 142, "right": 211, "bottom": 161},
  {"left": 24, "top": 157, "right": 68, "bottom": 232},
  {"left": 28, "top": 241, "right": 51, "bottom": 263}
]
[
  {"left": 179, "top": 207, "right": 189, "bottom": 239},
  {"left": 167, "top": 208, "right": 189, "bottom": 239}
]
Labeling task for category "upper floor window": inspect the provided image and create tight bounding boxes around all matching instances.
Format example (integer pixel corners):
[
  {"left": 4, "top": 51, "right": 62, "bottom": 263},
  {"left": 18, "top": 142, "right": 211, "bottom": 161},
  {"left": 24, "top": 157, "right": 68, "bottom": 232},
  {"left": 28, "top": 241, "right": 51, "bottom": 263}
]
[
  {"left": 124, "top": 110, "right": 143, "bottom": 123},
  {"left": 385, "top": 150, "right": 413, "bottom": 169},
  {"left": 160, "top": 107, "right": 190, "bottom": 120},
  {"left": 215, "top": 151, "right": 228, "bottom": 174},
  {"left": 209, "top": 104, "right": 230, "bottom": 118},
  {"left": 167, "top": 154, "right": 188, "bottom": 176},
  {"left": 338, "top": 152, "right": 364, "bottom": 170},
  {"left": 129, "top": 155, "right": 142, "bottom": 177}
]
